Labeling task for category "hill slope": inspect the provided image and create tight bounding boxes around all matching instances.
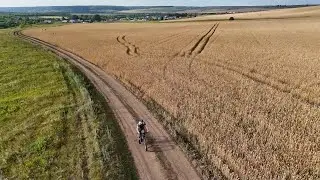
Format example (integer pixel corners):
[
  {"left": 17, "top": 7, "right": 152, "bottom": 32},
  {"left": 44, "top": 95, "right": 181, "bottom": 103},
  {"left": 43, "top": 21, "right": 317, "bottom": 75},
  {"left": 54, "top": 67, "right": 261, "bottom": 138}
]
[{"left": 174, "top": 6, "right": 320, "bottom": 21}]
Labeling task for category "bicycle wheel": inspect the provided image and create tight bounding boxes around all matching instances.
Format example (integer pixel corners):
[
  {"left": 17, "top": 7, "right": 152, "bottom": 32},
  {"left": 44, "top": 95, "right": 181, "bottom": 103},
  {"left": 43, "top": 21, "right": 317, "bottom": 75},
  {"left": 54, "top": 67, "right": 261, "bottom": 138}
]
[{"left": 144, "top": 135, "right": 148, "bottom": 151}]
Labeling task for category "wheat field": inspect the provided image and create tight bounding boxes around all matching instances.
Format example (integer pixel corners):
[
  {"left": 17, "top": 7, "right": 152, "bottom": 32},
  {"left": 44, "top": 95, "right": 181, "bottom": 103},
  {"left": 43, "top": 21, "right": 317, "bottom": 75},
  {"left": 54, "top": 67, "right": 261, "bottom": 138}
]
[{"left": 24, "top": 8, "right": 320, "bottom": 179}]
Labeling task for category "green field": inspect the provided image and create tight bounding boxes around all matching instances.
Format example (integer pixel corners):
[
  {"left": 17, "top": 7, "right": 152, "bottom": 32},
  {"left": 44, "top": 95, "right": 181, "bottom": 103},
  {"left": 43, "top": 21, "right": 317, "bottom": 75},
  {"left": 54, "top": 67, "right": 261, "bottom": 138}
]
[{"left": 0, "top": 30, "right": 137, "bottom": 179}]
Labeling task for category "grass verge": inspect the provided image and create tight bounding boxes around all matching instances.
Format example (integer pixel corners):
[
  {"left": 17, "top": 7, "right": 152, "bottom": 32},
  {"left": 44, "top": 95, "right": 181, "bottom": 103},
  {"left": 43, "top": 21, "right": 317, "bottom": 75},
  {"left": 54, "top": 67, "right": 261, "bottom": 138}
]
[{"left": 0, "top": 29, "right": 137, "bottom": 179}]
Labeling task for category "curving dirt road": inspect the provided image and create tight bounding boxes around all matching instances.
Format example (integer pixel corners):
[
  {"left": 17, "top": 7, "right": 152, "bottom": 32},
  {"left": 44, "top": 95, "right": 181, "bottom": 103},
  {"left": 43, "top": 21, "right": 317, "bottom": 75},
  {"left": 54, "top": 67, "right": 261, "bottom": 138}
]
[{"left": 15, "top": 31, "right": 201, "bottom": 180}]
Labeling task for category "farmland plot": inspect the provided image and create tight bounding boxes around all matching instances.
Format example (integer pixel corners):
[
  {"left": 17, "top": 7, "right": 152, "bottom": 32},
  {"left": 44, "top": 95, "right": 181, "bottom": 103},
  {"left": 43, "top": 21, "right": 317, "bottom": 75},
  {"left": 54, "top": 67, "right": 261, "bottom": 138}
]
[
  {"left": 24, "top": 13, "right": 320, "bottom": 179},
  {"left": 175, "top": 5, "right": 320, "bottom": 21}
]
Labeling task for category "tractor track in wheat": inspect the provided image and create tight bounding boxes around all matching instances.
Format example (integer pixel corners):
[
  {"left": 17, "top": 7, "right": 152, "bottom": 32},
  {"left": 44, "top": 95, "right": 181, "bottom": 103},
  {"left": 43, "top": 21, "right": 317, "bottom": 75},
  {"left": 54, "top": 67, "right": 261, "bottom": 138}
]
[
  {"left": 162, "top": 24, "right": 220, "bottom": 79},
  {"left": 201, "top": 60, "right": 320, "bottom": 107},
  {"left": 157, "top": 29, "right": 191, "bottom": 45},
  {"left": 180, "top": 23, "right": 219, "bottom": 57},
  {"left": 116, "top": 35, "right": 140, "bottom": 56}
]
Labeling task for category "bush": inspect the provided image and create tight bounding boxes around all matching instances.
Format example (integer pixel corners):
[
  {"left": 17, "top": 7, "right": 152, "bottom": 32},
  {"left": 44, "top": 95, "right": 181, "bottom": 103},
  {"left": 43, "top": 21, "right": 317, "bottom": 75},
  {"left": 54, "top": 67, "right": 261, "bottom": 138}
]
[
  {"left": 229, "top": 17, "right": 235, "bottom": 21},
  {"left": 92, "top": 14, "right": 101, "bottom": 22}
]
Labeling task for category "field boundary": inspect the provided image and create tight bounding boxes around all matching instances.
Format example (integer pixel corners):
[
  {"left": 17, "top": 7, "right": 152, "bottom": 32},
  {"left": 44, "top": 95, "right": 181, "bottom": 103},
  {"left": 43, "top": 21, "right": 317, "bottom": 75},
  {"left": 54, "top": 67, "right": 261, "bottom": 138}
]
[
  {"left": 66, "top": 64, "right": 139, "bottom": 180},
  {"left": 58, "top": 63, "right": 90, "bottom": 179}
]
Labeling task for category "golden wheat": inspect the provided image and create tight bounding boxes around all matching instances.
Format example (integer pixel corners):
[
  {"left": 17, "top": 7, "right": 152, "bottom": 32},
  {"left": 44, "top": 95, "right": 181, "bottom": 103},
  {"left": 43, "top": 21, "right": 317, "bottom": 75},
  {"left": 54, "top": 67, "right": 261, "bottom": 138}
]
[{"left": 174, "top": 6, "right": 320, "bottom": 21}]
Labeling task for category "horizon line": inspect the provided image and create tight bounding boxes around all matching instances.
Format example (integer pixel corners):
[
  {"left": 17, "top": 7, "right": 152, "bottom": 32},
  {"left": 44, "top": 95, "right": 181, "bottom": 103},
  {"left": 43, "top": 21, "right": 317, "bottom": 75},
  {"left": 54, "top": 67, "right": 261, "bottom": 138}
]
[{"left": 0, "top": 4, "right": 319, "bottom": 8}]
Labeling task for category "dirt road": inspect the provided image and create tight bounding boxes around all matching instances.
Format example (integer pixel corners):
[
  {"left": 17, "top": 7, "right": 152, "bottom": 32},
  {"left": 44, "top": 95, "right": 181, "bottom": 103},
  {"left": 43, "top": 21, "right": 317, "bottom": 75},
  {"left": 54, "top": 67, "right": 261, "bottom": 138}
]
[{"left": 15, "top": 31, "right": 201, "bottom": 180}]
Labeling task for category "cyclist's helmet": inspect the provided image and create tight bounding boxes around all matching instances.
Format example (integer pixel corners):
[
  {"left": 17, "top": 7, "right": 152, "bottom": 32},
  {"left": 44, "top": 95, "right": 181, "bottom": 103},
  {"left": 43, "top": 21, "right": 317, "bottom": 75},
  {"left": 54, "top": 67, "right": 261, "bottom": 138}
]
[{"left": 138, "top": 119, "right": 145, "bottom": 125}]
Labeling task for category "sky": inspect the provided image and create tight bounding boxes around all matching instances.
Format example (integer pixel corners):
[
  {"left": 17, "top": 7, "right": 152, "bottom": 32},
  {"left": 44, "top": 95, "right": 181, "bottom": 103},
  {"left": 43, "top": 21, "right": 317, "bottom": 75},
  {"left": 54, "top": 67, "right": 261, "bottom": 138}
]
[{"left": 0, "top": 0, "right": 318, "bottom": 7}]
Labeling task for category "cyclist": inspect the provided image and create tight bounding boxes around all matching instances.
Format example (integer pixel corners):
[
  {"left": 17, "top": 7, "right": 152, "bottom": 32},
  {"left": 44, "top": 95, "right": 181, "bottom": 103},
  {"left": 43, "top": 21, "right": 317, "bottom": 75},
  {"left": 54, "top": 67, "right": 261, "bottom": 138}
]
[{"left": 136, "top": 119, "right": 148, "bottom": 144}]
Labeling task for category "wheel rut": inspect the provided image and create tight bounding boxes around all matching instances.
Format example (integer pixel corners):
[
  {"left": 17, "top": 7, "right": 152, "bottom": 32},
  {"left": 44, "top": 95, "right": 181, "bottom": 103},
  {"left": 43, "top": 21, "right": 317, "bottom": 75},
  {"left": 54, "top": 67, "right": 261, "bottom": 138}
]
[
  {"left": 200, "top": 59, "right": 320, "bottom": 107},
  {"left": 180, "top": 23, "right": 219, "bottom": 58},
  {"left": 163, "top": 23, "right": 220, "bottom": 79},
  {"left": 159, "top": 23, "right": 320, "bottom": 108},
  {"left": 117, "top": 35, "right": 140, "bottom": 56}
]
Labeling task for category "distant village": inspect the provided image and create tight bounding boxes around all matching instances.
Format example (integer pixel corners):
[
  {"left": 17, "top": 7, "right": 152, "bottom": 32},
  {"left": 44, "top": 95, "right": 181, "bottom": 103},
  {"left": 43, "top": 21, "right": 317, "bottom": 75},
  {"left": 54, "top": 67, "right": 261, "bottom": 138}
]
[
  {"left": 35, "top": 11, "right": 240, "bottom": 24},
  {"left": 1, "top": 11, "right": 237, "bottom": 28},
  {"left": 1, "top": 13, "right": 204, "bottom": 28},
  {"left": 37, "top": 14, "right": 194, "bottom": 24},
  {"left": 1, "top": 5, "right": 312, "bottom": 29}
]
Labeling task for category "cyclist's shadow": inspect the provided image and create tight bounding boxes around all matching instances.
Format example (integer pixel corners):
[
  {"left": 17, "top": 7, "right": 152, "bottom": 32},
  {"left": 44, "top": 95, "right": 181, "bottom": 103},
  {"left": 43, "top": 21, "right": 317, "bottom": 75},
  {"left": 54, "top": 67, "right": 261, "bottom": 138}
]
[{"left": 147, "top": 135, "right": 176, "bottom": 152}]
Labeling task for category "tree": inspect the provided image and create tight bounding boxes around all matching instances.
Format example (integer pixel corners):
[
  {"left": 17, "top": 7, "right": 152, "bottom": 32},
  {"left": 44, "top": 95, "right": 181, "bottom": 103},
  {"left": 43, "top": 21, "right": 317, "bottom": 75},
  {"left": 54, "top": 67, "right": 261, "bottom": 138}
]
[
  {"left": 92, "top": 14, "right": 101, "bottom": 22},
  {"left": 0, "top": 22, "right": 7, "bottom": 29},
  {"left": 71, "top": 15, "right": 79, "bottom": 20},
  {"left": 83, "top": 15, "right": 89, "bottom": 20},
  {"left": 79, "top": 15, "right": 89, "bottom": 21}
]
